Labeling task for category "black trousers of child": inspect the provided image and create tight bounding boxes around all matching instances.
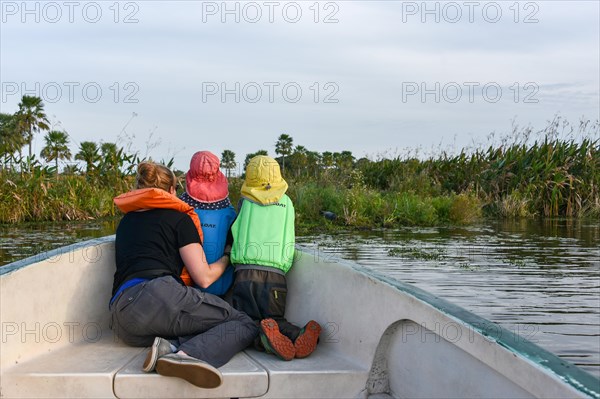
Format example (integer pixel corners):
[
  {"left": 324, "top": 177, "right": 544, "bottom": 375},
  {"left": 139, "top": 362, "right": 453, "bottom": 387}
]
[{"left": 232, "top": 268, "right": 301, "bottom": 342}]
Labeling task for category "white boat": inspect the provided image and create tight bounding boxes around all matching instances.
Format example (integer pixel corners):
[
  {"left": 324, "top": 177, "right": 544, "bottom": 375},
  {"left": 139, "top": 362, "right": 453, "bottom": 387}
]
[{"left": 1, "top": 236, "right": 598, "bottom": 398}]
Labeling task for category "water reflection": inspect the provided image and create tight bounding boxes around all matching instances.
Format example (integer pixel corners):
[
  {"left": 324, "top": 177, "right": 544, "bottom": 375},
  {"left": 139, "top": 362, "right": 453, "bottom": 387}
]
[
  {"left": 297, "top": 219, "right": 600, "bottom": 378},
  {"left": 0, "top": 218, "right": 119, "bottom": 265}
]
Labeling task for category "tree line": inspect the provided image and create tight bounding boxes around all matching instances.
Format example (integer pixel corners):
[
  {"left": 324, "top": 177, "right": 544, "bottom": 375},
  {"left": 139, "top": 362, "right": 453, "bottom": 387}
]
[
  {"left": 3, "top": 96, "right": 595, "bottom": 221},
  {"left": 0, "top": 96, "right": 359, "bottom": 182},
  {"left": 242, "top": 133, "right": 357, "bottom": 179},
  {"left": 1, "top": 96, "right": 138, "bottom": 183}
]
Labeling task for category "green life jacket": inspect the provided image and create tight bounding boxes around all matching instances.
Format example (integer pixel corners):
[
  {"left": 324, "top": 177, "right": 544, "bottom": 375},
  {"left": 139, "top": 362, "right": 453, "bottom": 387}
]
[{"left": 231, "top": 195, "right": 295, "bottom": 273}]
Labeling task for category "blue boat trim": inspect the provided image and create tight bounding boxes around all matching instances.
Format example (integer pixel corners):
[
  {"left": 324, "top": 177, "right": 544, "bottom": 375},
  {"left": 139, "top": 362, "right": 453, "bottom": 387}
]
[
  {"left": 0, "top": 235, "right": 116, "bottom": 276},
  {"left": 296, "top": 244, "right": 600, "bottom": 399}
]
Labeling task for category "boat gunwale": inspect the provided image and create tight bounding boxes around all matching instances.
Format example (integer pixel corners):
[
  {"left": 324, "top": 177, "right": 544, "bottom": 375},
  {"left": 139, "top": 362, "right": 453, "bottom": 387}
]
[{"left": 0, "top": 235, "right": 116, "bottom": 276}]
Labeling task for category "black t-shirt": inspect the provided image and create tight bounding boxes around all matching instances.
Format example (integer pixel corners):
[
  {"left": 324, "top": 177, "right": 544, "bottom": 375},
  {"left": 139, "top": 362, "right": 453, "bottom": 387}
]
[{"left": 112, "top": 209, "right": 200, "bottom": 295}]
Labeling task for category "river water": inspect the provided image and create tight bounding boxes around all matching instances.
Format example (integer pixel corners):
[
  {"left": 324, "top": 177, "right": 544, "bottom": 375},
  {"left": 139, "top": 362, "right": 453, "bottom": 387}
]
[{"left": 1, "top": 219, "right": 599, "bottom": 378}]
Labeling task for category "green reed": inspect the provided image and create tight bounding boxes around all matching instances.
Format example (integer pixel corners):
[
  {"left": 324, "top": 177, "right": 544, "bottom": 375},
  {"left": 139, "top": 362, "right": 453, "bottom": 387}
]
[
  {"left": 3, "top": 119, "right": 598, "bottom": 226},
  {"left": 358, "top": 134, "right": 599, "bottom": 219},
  {"left": 0, "top": 167, "right": 134, "bottom": 223}
]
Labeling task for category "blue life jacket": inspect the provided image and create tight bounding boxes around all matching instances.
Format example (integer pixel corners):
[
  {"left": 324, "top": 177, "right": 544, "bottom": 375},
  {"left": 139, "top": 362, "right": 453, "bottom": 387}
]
[{"left": 195, "top": 205, "right": 236, "bottom": 296}]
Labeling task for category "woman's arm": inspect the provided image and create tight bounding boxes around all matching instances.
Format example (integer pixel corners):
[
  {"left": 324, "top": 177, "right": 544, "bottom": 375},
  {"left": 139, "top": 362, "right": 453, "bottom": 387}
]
[{"left": 179, "top": 243, "right": 229, "bottom": 288}]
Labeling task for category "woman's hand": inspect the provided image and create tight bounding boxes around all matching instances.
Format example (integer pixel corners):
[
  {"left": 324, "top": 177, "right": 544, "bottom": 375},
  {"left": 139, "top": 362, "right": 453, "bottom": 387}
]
[{"left": 179, "top": 243, "right": 229, "bottom": 288}]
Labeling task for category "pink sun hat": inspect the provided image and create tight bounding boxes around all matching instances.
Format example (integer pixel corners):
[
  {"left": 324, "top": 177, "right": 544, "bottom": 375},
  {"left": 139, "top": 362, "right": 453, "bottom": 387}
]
[{"left": 185, "top": 151, "right": 229, "bottom": 203}]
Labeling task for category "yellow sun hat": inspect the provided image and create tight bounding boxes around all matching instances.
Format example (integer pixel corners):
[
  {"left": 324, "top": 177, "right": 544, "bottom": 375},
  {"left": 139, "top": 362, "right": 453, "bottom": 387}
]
[{"left": 241, "top": 155, "right": 288, "bottom": 205}]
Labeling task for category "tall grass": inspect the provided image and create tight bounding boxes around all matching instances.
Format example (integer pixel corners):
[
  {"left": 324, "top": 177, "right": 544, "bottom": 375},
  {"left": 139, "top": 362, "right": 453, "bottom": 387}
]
[
  {"left": 287, "top": 180, "right": 482, "bottom": 228},
  {"left": 359, "top": 123, "right": 599, "bottom": 219},
  {"left": 0, "top": 169, "right": 133, "bottom": 223},
  {"left": 3, "top": 118, "right": 598, "bottom": 226}
]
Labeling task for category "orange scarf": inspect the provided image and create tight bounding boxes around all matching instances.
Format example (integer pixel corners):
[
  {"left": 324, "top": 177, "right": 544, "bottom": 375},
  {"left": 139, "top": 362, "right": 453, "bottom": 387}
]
[{"left": 113, "top": 188, "right": 201, "bottom": 286}]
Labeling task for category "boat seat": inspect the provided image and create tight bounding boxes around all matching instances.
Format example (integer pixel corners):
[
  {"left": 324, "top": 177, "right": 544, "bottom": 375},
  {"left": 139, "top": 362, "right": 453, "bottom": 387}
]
[
  {"left": 114, "top": 348, "right": 268, "bottom": 399},
  {"left": 244, "top": 346, "right": 370, "bottom": 399},
  {"left": 1, "top": 330, "right": 268, "bottom": 399},
  {"left": 1, "top": 332, "right": 142, "bottom": 399},
  {"left": 114, "top": 345, "right": 369, "bottom": 399},
  {"left": 1, "top": 328, "right": 368, "bottom": 399}
]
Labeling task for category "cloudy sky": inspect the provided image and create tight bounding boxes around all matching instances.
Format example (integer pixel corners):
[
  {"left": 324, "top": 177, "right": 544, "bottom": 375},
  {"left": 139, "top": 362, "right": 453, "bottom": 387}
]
[{"left": 1, "top": 1, "right": 599, "bottom": 172}]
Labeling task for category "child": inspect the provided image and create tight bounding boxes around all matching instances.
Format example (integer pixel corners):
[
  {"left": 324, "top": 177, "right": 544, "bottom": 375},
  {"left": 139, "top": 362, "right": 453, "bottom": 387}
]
[
  {"left": 231, "top": 155, "right": 321, "bottom": 361},
  {"left": 180, "top": 151, "right": 236, "bottom": 296}
]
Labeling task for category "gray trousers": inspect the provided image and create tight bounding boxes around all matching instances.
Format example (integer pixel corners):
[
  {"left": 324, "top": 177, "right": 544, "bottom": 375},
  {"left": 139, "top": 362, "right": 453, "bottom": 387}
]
[{"left": 110, "top": 276, "right": 259, "bottom": 368}]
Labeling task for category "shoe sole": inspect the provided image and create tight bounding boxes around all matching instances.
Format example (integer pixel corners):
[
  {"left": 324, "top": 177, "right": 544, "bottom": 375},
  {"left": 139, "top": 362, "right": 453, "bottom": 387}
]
[
  {"left": 295, "top": 320, "right": 321, "bottom": 358},
  {"left": 155, "top": 357, "right": 223, "bottom": 389},
  {"left": 260, "top": 319, "right": 295, "bottom": 361},
  {"left": 142, "top": 337, "right": 161, "bottom": 372}
]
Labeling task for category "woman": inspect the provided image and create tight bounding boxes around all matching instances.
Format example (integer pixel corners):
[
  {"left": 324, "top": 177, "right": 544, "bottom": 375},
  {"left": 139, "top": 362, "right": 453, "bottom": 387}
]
[{"left": 109, "top": 162, "right": 258, "bottom": 389}]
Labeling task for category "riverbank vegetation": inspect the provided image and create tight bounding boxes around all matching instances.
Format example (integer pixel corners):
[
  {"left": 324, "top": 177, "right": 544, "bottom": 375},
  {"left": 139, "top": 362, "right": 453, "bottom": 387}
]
[
  {"left": 1, "top": 96, "right": 598, "bottom": 227},
  {"left": 260, "top": 119, "right": 599, "bottom": 230}
]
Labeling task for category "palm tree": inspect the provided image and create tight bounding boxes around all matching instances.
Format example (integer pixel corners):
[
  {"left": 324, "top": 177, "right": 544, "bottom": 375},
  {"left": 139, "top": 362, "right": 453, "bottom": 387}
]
[
  {"left": 243, "top": 150, "right": 268, "bottom": 172},
  {"left": 306, "top": 151, "right": 322, "bottom": 178},
  {"left": 334, "top": 151, "right": 355, "bottom": 170},
  {"left": 40, "top": 131, "right": 72, "bottom": 178},
  {"left": 0, "top": 113, "right": 24, "bottom": 167},
  {"left": 275, "top": 134, "right": 293, "bottom": 175},
  {"left": 100, "top": 142, "right": 121, "bottom": 181},
  {"left": 75, "top": 141, "right": 100, "bottom": 175},
  {"left": 322, "top": 151, "right": 334, "bottom": 168},
  {"left": 291, "top": 145, "right": 308, "bottom": 177},
  {"left": 15, "top": 96, "right": 50, "bottom": 160},
  {"left": 221, "top": 149, "right": 236, "bottom": 178}
]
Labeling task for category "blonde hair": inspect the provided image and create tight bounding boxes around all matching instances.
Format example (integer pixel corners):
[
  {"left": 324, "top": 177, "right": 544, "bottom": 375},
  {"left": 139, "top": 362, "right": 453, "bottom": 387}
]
[{"left": 136, "top": 162, "right": 177, "bottom": 192}]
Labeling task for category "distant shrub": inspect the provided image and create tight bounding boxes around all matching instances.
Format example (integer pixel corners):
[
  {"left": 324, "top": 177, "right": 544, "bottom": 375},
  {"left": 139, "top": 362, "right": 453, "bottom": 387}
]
[{"left": 449, "top": 193, "right": 482, "bottom": 224}]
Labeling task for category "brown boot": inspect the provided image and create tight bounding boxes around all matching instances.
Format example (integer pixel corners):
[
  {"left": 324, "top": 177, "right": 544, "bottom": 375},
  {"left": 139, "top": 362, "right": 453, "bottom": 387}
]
[
  {"left": 260, "top": 318, "right": 296, "bottom": 361},
  {"left": 294, "top": 320, "right": 321, "bottom": 358}
]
